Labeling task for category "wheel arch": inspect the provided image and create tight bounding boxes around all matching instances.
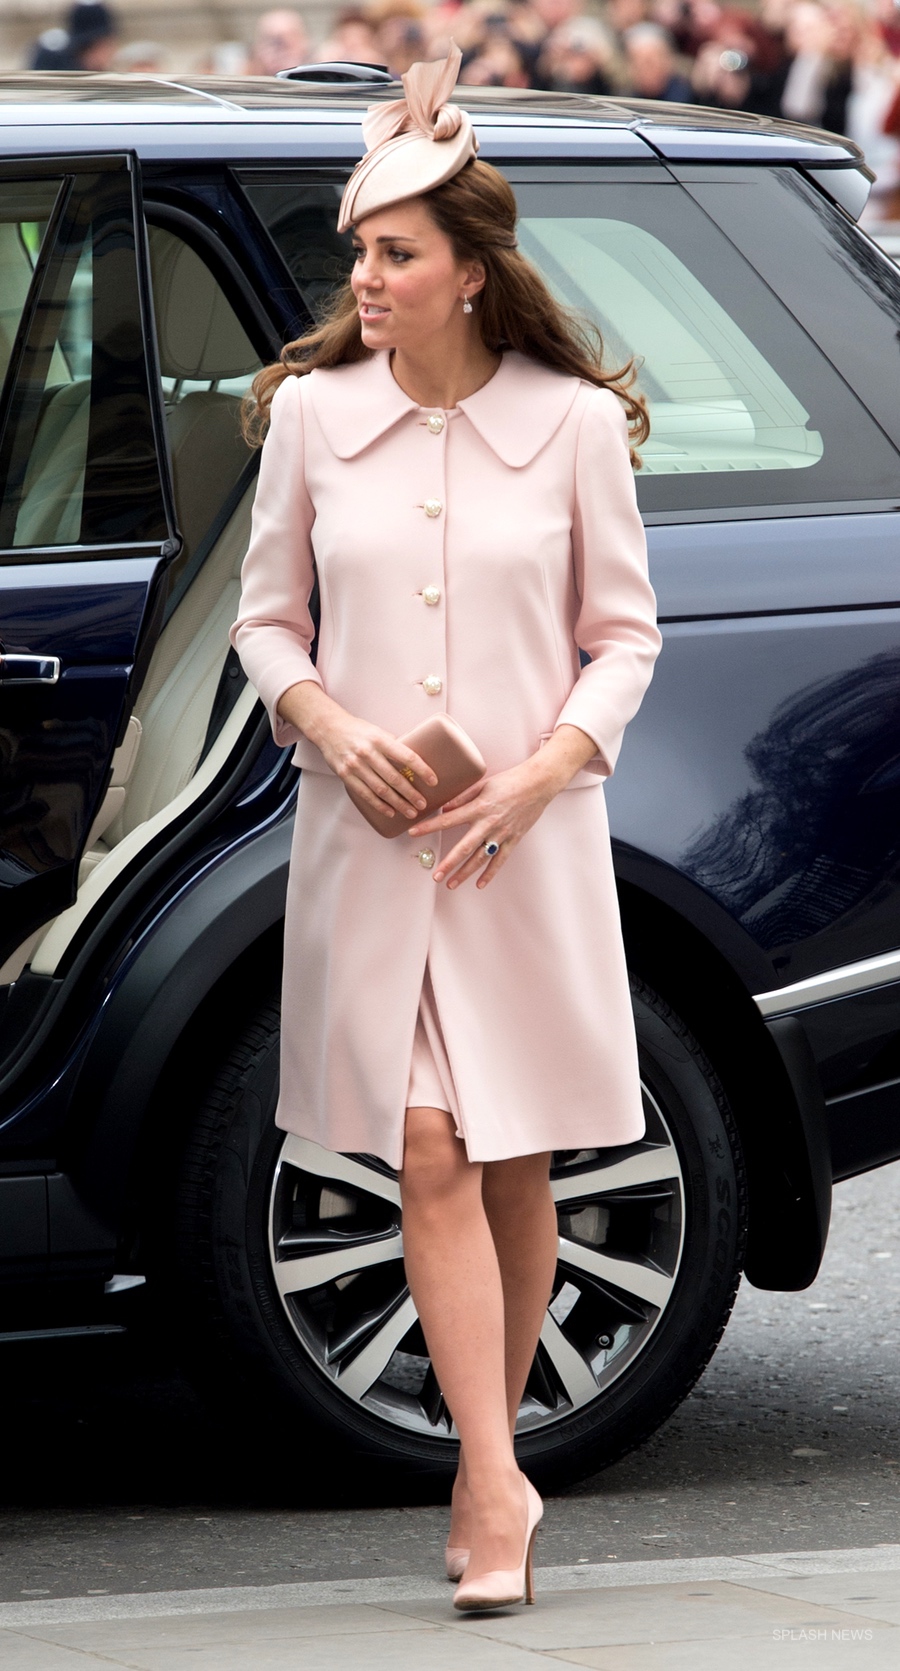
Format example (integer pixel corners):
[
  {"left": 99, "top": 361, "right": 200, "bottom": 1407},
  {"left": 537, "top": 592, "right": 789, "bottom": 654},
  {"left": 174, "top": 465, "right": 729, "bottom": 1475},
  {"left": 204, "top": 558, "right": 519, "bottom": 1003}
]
[
  {"left": 65, "top": 817, "right": 292, "bottom": 1244},
  {"left": 615, "top": 858, "right": 832, "bottom": 1291}
]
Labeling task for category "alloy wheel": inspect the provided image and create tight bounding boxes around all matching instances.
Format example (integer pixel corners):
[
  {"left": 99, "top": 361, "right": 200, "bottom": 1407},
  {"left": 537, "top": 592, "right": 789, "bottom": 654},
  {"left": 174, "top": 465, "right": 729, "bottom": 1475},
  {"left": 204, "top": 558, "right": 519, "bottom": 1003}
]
[{"left": 266, "top": 1088, "right": 685, "bottom": 1440}]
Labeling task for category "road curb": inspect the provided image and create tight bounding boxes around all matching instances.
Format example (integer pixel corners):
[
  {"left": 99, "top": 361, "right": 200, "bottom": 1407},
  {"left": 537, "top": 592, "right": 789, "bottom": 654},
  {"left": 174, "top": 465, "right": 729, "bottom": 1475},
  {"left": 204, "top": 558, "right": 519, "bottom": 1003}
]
[{"left": 3, "top": 1542, "right": 900, "bottom": 1627}]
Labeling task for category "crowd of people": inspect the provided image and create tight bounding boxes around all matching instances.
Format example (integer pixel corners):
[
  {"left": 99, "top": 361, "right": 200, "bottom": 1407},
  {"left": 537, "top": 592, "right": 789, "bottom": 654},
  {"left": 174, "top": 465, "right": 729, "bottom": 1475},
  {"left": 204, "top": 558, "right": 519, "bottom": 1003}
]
[{"left": 26, "top": 0, "right": 900, "bottom": 212}]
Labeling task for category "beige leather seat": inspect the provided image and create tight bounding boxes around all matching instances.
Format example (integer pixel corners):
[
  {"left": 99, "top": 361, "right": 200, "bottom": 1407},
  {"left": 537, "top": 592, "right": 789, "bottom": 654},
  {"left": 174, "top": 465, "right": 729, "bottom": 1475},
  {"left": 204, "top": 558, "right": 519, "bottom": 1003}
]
[
  {"left": 149, "top": 225, "right": 259, "bottom": 560},
  {"left": 3, "top": 217, "right": 89, "bottom": 546},
  {"left": 0, "top": 220, "right": 36, "bottom": 385},
  {"left": 15, "top": 380, "right": 88, "bottom": 547}
]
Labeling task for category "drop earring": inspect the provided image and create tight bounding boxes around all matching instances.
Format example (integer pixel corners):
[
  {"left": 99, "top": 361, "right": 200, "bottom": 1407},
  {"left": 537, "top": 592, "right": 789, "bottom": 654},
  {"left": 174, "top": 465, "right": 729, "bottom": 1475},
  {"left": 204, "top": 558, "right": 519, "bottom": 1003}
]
[{"left": 462, "top": 295, "right": 473, "bottom": 314}]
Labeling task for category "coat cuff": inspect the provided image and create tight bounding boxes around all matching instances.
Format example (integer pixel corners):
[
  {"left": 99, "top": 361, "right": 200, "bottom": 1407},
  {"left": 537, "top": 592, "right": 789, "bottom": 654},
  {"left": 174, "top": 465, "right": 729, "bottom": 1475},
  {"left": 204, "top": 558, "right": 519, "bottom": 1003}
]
[
  {"left": 553, "top": 691, "right": 618, "bottom": 778},
  {"left": 252, "top": 649, "right": 323, "bottom": 747}
]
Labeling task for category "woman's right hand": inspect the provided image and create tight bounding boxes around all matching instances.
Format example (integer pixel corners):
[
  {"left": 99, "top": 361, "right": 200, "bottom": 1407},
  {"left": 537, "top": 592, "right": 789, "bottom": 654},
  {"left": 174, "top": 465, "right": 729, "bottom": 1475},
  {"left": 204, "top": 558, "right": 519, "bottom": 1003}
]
[{"left": 276, "top": 681, "right": 437, "bottom": 822}]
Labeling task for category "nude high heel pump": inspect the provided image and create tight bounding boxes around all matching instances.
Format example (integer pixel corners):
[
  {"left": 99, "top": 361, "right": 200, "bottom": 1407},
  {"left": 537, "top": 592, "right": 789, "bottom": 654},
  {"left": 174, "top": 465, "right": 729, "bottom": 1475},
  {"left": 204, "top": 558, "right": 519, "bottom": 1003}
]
[
  {"left": 444, "top": 1545, "right": 469, "bottom": 1582},
  {"left": 453, "top": 1478, "right": 542, "bottom": 1612}
]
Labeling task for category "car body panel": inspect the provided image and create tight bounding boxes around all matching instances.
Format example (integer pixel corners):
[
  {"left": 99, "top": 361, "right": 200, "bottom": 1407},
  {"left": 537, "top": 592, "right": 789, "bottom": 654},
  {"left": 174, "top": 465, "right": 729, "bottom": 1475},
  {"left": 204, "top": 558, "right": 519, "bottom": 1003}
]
[
  {"left": 0, "top": 557, "right": 161, "bottom": 657},
  {"left": 607, "top": 607, "right": 900, "bottom": 979},
  {"left": 0, "top": 123, "right": 656, "bottom": 166},
  {"left": 648, "top": 515, "right": 900, "bottom": 617},
  {"left": 0, "top": 553, "right": 167, "bottom": 963}
]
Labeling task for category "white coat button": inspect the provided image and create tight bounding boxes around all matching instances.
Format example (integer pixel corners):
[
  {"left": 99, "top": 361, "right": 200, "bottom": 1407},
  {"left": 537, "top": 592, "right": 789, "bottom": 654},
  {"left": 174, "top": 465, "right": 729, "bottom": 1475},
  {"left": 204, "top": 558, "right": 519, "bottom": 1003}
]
[
  {"left": 417, "top": 847, "right": 436, "bottom": 869},
  {"left": 423, "top": 499, "right": 443, "bottom": 518},
  {"left": 426, "top": 414, "right": 445, "bottom": 434},
  {"left": 422, "top": 674, "right": 443, "bottom": 696},
  {"left": 422, "top": 585, "right": 441, "bottom": 606}
]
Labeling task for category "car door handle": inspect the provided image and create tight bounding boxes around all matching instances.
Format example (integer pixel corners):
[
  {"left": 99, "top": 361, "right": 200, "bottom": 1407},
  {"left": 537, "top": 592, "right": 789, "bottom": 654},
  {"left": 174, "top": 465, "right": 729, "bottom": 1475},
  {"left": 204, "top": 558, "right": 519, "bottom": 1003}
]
[{"left": 0, "top": 654, "right": 61, "bottom": 685}]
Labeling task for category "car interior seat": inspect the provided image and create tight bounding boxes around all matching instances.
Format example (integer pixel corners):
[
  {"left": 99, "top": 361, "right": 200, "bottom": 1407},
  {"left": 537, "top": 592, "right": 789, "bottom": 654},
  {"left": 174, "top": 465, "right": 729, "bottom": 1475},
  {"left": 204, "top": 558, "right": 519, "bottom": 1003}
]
[
  {"left": 14, "top": 380, "right": 88, "bottom": 546},
  {"left": 0, "top": 220, "right": 36, "bottom": 386},
  {"left": 148, "top": 224, "right": 259, "bottom": 560},
  {"left": 5, "top": 215, "right": 89, "bottom": 547}
]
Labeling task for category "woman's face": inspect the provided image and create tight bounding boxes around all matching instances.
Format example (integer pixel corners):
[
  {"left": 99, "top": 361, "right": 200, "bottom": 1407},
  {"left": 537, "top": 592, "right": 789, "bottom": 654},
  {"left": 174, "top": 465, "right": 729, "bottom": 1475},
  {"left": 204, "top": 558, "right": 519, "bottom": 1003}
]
[{"left": 350, "top": 199, "right": 484, "bottom": 353}]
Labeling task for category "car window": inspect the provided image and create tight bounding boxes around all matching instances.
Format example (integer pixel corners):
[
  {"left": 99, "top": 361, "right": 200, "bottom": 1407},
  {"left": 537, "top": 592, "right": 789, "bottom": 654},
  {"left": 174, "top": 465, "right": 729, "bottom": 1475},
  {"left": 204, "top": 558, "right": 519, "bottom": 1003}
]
[
  {"left": 147, "top": 223, "right": 261, "bottom": 569},
  {"left": 519, "top": 216, "right": 823, "bottom": 480},
  {"left": 234, "top": 174, "right": 352, "bottom": 318},
  {"left": 510, "top": 176, "right": 900, "bottom": 515},
  {"left": 0, "top": 168, "right": 168, "bottom": 553},
  {"left": 239, "top": 165, "right": 900, "bottom": 519},
  {"left": 0, "top": 179, "right": 63, "bottom": 394},
  {"left": 675, "top": 166, "right": 900, "bottom": 461}
]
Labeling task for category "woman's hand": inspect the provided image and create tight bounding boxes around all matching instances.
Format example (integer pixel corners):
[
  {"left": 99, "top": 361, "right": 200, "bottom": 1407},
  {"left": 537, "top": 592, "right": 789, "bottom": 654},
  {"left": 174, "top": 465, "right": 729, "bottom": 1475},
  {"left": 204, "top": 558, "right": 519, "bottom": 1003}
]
[
  {"left": 277, "top": 682, "right": 437, "bottom": 822},
  {"left": 408, "top": 723, "right": 600, "bottom": 888}
]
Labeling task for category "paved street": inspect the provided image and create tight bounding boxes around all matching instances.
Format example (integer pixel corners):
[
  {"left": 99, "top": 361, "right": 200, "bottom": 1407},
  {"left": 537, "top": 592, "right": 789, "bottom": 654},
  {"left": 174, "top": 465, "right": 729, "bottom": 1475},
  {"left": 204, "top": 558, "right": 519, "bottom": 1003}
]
[{"left": 0, "top": 1159, "right": 898, "bottom": 1664}]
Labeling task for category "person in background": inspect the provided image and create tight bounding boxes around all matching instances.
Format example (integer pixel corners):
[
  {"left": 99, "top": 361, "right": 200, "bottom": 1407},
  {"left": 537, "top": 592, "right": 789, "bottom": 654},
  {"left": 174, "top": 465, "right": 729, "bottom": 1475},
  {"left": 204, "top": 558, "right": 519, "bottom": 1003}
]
[
  {"left": 606, "top": 0, "right": 651, "bottom": 51},
  {"left": 531, "top": 0, "right": 584, "bottom": 32},
  {"left": 114, "top": 40, "right": 169, "bottom": 73},
  {"left": 837, "top": 0, "right": 900, "bottom": 210},
  {"left": 366, "top": 0, "right": 428, "bottom": 76},
  {"left": 779, "top": 1, "right": 841, "bottom": 126},
  {"left": 460, "top": 21, "right": 533, "bottom": 85},
  {"left": 245, "top": 9, "right": 310, "bottom": 75},
  {"left": 623, "top": 21, "right": 695, "bottom": 99},
  {"left": 691, "top": 8, "right": 787, "bottom": 114},
  {"left": 652, "top": 0, "right": 714, "bottom": 59},
  {"left": 416, "top": 0, "right": 464, "bottom": 59},
  {"left": 29, "top": 0, "right": 119, "bottom": 70},
  {"left": 539, "top": 16, "right": 623, "bottom": 93},
  {"left": 316, "top": 8, "right": 382, "bottom": 66},
  {"left": 444, "top": 1, "right": 528, "bottom": 84},
  {"left": 494, "top": 0, "right": 553, "bottom": 85},
  {"left": 822, "top": 0, "right": 873, "bottom": 133},
  {"left": 874, "top": 0, "right": 900, "bottom": 58}
]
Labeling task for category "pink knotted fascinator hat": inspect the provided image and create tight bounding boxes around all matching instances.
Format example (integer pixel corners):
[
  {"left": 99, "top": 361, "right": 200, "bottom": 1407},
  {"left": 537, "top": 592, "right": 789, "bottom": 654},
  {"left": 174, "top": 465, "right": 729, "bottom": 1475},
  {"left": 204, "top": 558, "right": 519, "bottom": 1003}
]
[{"left": 337, "top": 42, "right": 478, "bottom": 233}]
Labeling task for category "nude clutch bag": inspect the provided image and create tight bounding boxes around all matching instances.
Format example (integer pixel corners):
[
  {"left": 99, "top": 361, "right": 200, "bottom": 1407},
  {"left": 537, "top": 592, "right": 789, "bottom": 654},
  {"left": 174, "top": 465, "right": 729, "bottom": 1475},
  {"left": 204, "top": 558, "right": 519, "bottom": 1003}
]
[{"left": 344, "top": 713, "right": 486, "bottom": 839}]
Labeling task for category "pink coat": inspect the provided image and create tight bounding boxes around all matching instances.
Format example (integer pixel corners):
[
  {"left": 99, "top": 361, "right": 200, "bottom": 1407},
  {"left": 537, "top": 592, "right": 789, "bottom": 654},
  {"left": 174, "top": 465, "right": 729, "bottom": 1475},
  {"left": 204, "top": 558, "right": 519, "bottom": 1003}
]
[{"left": 230, "top": 349, "right": 661, "bottom": 1166}]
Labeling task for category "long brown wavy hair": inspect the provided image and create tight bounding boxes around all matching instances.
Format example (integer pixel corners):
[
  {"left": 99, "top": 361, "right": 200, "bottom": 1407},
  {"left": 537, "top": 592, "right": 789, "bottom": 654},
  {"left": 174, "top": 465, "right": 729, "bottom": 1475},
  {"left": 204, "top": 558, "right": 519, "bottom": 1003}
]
[{"left": 243, "top": 158, "right": 649, "bottom": 466}]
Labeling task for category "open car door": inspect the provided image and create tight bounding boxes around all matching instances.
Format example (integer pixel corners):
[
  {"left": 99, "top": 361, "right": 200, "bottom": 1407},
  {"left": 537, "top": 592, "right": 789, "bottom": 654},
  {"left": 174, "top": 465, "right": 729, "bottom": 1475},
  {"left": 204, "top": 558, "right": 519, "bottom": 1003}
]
[{"left": 0, "top": 154, "right": 178, "bottom": 991}]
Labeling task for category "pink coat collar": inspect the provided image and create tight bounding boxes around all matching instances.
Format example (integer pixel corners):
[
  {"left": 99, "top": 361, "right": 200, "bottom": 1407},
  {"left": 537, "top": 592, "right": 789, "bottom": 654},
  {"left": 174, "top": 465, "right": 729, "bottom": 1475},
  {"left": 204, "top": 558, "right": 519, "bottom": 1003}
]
[{"left": 306, "top": 349, "right": 582, "bottom": 468}]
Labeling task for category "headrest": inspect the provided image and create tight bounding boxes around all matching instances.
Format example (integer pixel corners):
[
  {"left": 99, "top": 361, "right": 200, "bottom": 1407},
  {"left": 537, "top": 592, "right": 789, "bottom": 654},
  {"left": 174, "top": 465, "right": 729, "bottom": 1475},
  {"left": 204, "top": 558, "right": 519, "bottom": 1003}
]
[{"left": 149, "top": 226, "right": 259, "bottom": 382}]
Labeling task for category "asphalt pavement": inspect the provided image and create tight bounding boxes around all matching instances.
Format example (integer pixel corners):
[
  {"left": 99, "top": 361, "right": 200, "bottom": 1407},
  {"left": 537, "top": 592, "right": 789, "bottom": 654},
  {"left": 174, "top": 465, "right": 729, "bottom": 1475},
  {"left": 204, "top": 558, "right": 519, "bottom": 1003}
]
[{"left": 0, "top": 1158, "right": 898, "bottom": 1610}]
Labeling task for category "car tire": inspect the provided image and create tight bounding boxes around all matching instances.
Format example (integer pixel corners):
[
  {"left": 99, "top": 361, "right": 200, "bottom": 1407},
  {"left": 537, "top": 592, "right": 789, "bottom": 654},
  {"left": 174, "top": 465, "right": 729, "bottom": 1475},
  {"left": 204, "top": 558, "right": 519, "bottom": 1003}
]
[{"left": 174, "top": 974, "right": 746, "bottom": 1493}]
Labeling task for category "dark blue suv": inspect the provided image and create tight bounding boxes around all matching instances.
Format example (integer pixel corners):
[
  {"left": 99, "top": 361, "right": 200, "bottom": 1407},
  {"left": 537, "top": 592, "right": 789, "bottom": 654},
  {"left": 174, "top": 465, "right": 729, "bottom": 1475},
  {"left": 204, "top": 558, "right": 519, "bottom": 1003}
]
[{"left": 2, "top": 66, "right": 900, "bottom": 1490}]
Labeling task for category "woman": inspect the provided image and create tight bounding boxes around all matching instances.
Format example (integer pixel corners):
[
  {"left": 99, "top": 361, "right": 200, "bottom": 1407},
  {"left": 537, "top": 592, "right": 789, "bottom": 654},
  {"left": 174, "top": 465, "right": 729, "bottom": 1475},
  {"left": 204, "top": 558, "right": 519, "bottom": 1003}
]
[{"left": 231, "top": 43, "right": 661, "bottom": 1612}]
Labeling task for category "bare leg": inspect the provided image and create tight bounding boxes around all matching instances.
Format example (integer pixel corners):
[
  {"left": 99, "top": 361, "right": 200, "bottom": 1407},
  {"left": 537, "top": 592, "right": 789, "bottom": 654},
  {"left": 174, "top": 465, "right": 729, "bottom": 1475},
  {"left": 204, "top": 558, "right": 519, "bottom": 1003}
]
[
  {"left": 484, "top": 1151, "right": 557, "bottom": 1427},
  {"left": 400, "top": 1107, "right": 528, "bottom": 1577},
  {"left": 450, "top": 1153, "right": 557, "bottom": 1548}
]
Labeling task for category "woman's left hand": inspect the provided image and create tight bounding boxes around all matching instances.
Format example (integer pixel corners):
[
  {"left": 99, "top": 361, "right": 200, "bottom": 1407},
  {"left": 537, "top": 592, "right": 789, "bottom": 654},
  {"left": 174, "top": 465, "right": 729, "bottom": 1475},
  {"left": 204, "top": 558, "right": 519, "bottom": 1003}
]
[{"left": 407, "top": 724, "right": 600, "bottom": 889}]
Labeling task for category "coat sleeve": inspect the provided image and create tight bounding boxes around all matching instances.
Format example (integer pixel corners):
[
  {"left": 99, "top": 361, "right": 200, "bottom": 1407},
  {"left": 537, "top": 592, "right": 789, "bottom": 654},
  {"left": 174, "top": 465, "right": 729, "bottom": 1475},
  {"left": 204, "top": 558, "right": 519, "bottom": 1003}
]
[
  {"left": 229, "top": 375, "right": 323, "bottom": 748},
  {"left": 554, "top": 387, "right": 662, "bottom": 777}
]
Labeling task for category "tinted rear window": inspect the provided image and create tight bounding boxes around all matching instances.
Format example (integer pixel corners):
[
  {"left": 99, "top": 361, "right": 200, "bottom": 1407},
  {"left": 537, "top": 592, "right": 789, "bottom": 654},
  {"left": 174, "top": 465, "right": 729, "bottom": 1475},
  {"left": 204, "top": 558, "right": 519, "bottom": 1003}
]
[
  {"left": 238, "top": 164, "right": 900, "bottom": 518},
  {"left": 676, "top": 164, "right": 900, "bottom": 460},
  {"left": 511, "top": 171, "right": 900, "bottom": 516}
]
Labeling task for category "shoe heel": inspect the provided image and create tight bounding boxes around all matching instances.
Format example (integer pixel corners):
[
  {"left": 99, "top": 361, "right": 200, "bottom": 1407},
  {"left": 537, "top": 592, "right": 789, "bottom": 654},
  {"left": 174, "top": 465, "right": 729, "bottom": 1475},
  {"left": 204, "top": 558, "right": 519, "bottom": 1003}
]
[{"left": 525, "top": 1525, "right": 537, "bottom": 1604}]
